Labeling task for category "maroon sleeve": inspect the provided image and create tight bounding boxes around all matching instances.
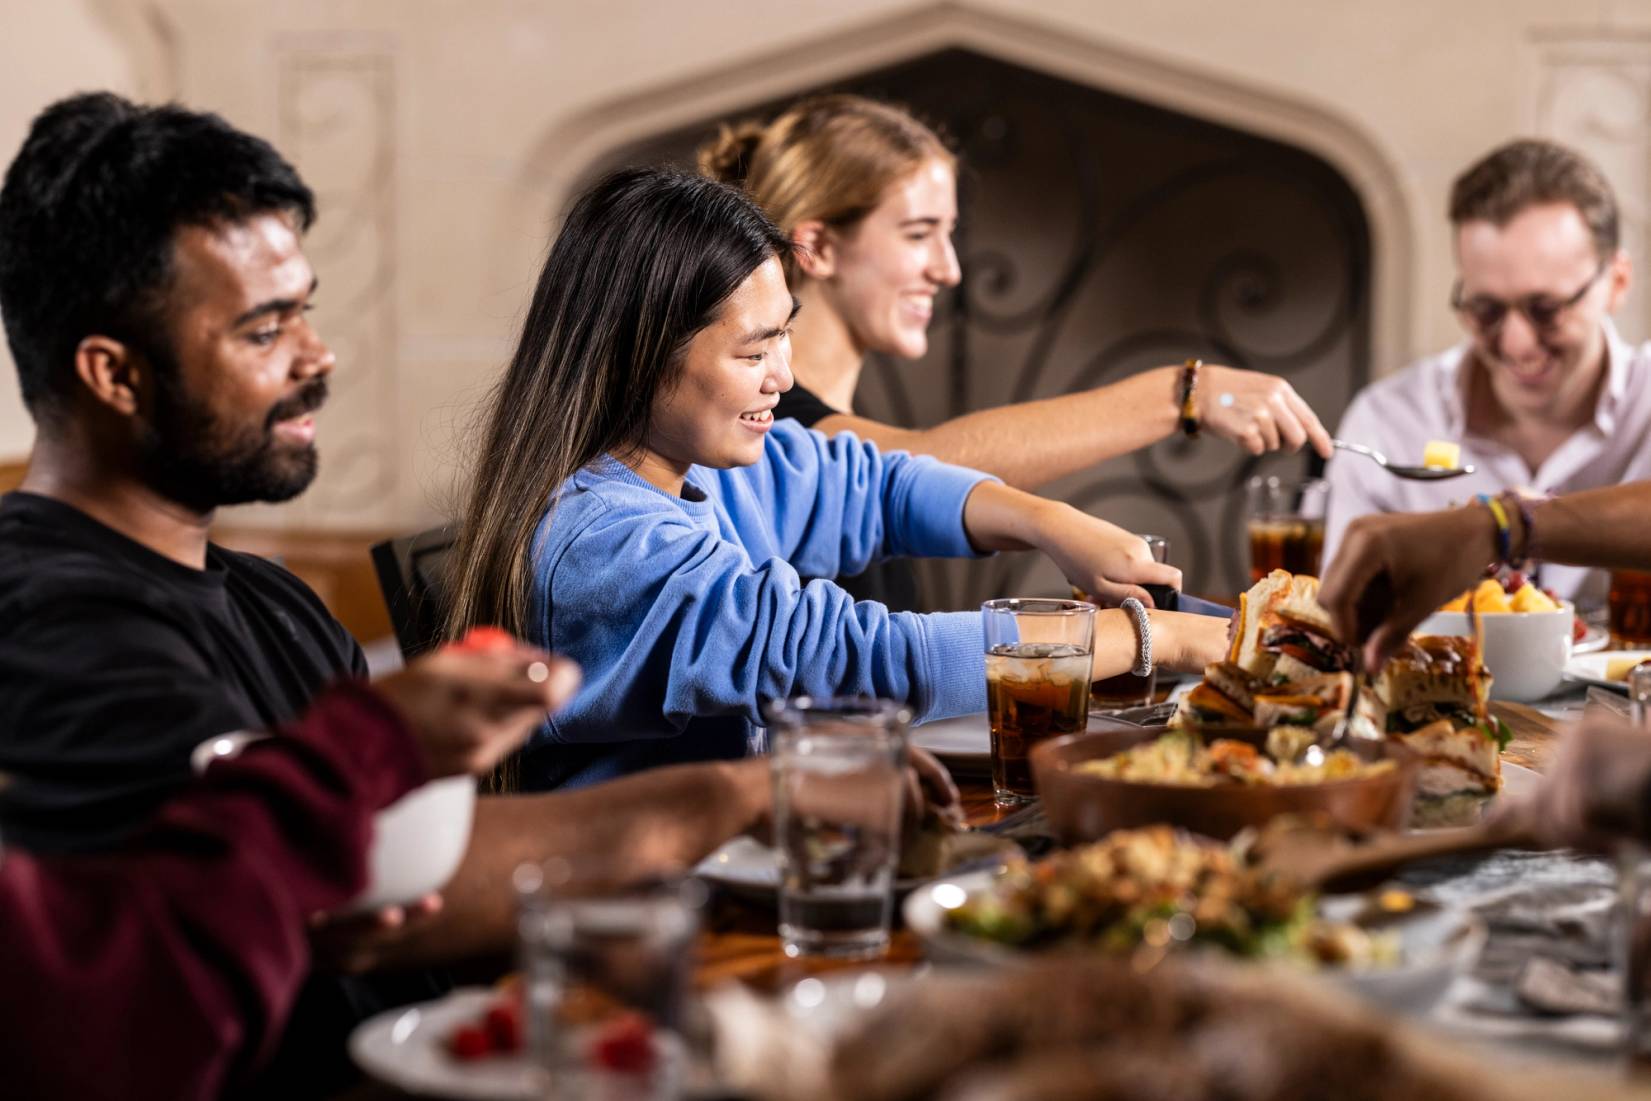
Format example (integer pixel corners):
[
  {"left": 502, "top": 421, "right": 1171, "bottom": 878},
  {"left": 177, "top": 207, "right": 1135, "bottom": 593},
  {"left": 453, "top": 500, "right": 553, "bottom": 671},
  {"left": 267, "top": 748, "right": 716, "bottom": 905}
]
[{"left": 0, "top": 678, "right": 428, "bottom": 1101}]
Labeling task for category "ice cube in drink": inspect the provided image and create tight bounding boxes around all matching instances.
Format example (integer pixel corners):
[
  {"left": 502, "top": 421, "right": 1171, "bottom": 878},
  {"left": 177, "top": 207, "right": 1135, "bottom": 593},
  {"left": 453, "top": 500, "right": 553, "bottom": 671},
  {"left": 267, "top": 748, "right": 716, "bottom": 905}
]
[{"left": 986, "top": 642, "right": 1091, "bottom": 805}]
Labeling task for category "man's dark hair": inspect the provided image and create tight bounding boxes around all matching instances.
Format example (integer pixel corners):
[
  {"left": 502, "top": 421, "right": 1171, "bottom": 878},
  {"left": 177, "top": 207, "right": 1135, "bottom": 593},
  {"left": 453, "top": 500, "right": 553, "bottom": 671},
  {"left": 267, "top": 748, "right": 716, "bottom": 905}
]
[
  {"left": 0, "top": 92, "right": 316, "bottom": 423},
  {"left": 1449, "top": 138, "right": 1619, "bottom": 259}
]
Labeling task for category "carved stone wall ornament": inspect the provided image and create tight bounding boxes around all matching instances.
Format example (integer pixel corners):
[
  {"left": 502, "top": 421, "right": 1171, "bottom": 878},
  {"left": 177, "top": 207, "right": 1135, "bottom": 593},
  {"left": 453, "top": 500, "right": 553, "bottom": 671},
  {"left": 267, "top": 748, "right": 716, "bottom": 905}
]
[
  {"left": 273, "top": 43, "right": 400, "bottom": 527},
  {"left": 1530, "top": 30, "right": 1651, "bottom": 344}
]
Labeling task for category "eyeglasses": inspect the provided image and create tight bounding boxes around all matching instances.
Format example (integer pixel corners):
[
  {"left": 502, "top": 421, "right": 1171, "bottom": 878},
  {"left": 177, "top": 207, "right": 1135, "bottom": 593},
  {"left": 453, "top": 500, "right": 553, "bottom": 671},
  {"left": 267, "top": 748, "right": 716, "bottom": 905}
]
[{"left": 1450, "top": 260, "right": 1608, "bottom": 335}]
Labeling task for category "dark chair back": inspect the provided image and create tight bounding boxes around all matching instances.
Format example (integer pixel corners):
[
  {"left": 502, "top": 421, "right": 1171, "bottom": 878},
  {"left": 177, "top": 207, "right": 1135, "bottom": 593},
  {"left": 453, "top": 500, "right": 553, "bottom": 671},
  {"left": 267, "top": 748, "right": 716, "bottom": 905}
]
[{"left": 371, "top": 525, "right": 459, "bottom": 659}]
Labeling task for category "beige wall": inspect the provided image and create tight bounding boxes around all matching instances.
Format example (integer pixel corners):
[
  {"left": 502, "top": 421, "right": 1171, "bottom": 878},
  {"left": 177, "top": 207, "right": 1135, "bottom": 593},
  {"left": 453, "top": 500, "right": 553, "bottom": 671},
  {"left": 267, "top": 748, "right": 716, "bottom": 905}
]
[
  {"left": 2, "top": 0, "right": 1649, "bottom": 531},
  {"left": 0, "top": 0, "right": 138, "bottom": 463}
]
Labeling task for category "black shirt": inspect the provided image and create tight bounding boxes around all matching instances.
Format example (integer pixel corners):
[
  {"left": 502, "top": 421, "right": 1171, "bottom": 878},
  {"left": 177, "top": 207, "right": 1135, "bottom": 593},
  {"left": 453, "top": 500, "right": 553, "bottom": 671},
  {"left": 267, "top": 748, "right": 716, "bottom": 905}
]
[
  {"left": 0, "top": 493, "right": 421, "bottom": 1096},
  {"left": 775, "top": 383, "right": 923, "bottom": 613},
  {"left": 0, "top": 492, "right": 366, "bottom": 853}
]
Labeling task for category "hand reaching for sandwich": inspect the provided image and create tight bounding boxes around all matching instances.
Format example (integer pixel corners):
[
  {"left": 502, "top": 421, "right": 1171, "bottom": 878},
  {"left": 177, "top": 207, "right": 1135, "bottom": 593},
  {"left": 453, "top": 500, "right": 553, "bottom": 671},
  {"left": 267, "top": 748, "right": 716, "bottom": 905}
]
[{"left": 1319, "top": 505, "right": 1499, "bottom": 670}]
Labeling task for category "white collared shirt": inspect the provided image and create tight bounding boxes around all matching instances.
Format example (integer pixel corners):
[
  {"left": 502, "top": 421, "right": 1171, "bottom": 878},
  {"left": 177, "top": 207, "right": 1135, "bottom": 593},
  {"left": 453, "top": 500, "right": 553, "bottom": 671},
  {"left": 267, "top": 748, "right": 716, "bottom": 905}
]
[{"left": 1324, "top": 319, "right": 1651, "bottom": 606}]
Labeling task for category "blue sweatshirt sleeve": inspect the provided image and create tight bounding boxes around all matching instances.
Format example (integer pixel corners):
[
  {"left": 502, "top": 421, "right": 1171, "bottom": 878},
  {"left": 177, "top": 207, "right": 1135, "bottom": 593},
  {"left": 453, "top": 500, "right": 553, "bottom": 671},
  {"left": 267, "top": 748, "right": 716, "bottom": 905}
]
[
  {"left": 541, "top": 500, "right": 987, "bottom": 741},
  {"left": 753, "top": 419, "right": 994, "bottom": 579}
]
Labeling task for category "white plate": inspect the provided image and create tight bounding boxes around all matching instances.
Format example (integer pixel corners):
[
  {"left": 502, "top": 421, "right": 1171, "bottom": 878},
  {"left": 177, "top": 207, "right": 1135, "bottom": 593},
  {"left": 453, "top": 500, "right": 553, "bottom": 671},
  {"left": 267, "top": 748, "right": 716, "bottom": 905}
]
[
  {"left": 350, "top": 989, "right": 688, "bottom": 1101},
  {"left": 903, "top": 871, "right": 1485, "bottom": 1016},
  {"left": 1575, "top": 623, "right": 1610, "bottom": 655},
  {"left": 907, "top": 713, "right": 991, "bottom": 768},
  {"left": 705, "top": 971, "right": 908, "bottom": 1096},
  {"left": 350, "top": 988, "right": 536, "bottom": 1100},
  {"left": 909, "top": 708, "right": 1177, "bottom": 773},
  {"left": 1563, "top": 649, "right": 1651, "bottom": 691},
  {"left": 693, "top": 835, "right": 1011, "bottom": 904}
]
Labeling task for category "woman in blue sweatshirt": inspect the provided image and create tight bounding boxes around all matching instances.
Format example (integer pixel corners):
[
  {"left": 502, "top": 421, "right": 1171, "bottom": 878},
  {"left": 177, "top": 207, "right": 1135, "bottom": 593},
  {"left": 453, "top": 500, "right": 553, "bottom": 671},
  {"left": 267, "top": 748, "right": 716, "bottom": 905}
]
[{"left": 449, "top": 168, "right": 1228, "bottom": 791}]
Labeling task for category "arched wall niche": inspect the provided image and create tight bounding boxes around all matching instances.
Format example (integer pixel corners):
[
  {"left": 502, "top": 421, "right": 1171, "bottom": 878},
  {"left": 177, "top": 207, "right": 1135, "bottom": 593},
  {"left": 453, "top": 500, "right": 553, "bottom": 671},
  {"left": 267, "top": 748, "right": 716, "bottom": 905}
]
[{"left": 509, "top": 4, "right": 1417, "bottom": 382}]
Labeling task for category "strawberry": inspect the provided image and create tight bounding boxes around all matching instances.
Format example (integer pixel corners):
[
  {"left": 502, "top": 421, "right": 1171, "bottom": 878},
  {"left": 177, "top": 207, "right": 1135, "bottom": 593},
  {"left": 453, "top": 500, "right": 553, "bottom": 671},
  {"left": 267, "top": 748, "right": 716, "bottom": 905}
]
[
  {"left": 451, "top": 626, "right": 518, "bottom": 654},
  {"left": 589, "top": 1012, "right": 656, "bottom": 1074},
  {"left": 448, "top": 1024, "right": 493, "bottom": 1061},
  {"left": 1501, "top": 571, "right": 1527, "bottom": 595}
]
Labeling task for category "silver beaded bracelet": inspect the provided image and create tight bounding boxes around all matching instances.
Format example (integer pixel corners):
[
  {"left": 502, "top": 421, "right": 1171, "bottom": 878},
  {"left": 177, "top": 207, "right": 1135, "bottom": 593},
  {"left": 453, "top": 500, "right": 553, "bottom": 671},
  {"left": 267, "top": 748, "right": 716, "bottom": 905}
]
[{"left": 1118, "top": 597, "right": 1153, "bottom": 677}]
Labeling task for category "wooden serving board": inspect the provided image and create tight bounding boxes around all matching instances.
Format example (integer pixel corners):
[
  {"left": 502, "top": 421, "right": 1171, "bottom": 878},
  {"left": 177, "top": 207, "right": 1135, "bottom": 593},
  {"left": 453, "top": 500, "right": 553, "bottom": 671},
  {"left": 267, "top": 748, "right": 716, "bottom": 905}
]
[{"left": 1492, "top": 701, "right": 1561, "bottom": 774}]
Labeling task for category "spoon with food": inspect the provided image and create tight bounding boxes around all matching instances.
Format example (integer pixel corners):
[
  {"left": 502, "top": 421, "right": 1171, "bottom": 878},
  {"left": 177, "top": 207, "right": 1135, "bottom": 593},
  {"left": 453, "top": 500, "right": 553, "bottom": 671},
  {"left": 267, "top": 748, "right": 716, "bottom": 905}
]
[{"left": 1332, "top": 439, "right": 1476, "bottom": 481}]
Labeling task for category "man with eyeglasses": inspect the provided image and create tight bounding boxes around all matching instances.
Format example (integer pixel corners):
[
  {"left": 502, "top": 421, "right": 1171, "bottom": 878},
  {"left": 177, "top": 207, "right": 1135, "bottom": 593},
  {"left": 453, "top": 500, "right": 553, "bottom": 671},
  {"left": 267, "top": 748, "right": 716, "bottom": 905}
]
[{"left": 1323, "top": 138, "right": 1648, "bottom": 605}]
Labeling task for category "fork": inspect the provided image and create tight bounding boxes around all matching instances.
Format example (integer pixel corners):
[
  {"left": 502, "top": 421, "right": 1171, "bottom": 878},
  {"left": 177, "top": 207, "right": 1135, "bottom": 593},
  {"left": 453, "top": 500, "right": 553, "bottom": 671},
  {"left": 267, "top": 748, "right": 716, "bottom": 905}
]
[
  {"left": 1332, "top": 439, "right": 1477, "bottom": 481},
  {"left": 1300, "top": 655, "right": 1383, "bottom": 766}
]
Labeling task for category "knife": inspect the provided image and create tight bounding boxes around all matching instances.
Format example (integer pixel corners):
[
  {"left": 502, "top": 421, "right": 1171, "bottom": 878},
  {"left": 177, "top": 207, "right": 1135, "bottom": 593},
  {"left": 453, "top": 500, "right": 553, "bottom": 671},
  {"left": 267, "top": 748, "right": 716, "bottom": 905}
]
[
  {"left": 1142, "top": 586, "right": 1234, "bottom": 619},
  {"left": 1587, "top": 685, "right": 1632, "bottom": 719}
]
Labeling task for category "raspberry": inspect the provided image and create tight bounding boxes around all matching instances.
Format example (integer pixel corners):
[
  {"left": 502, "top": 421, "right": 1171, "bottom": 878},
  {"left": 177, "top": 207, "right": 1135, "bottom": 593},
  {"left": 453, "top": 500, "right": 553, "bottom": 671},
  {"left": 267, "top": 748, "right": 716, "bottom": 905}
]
[
  {"left": 590, "top": 1012, "right": 656, "bottom": 1074},
  {"left": 484, "top": 1001, "right": 524, "bottom": 1053},
  {"left": 448, "top": 1024, "right": 493, "bottom": 1061}
]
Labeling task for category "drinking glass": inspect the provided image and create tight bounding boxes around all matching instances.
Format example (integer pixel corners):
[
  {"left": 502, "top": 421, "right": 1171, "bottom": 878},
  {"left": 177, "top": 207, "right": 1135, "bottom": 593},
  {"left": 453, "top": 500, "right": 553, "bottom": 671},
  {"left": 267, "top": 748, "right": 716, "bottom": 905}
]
[
  {"left": 515, "top": 861, "right": 702, "bottom": 1097},
  {"left": 1247, "top": 476, "right": 1329, "bottom": 582},
  {"left": 765, "top": 697, "right": 909, "bottom": 960},
  {"left": 1090, "top": 535, "right": 1166, "bottom": 711},
  {"left": 1611, "top": 570, "right": 1651, "bottom": 649},
  {"left": 981, "top": 598, "right": 1096, "bottom": 806}
]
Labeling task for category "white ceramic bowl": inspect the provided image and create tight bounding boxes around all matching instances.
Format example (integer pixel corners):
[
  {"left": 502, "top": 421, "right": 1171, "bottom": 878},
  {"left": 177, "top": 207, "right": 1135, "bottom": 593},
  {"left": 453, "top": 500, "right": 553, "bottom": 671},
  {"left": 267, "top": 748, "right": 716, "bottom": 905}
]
[
  {"left": 348, "top": 775, "right": 477, "bottom": 912},
  {"left": 1414, "top": 603, "right": 1574, "bottom": 703}
]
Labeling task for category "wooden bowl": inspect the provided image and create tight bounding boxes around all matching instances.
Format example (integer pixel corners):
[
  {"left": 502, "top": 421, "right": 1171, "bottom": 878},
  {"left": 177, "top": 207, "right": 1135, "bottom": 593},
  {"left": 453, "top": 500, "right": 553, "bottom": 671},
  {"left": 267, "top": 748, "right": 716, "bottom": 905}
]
[{"left": 1030, "top": 725, "right": 1417, "bottom": 844}]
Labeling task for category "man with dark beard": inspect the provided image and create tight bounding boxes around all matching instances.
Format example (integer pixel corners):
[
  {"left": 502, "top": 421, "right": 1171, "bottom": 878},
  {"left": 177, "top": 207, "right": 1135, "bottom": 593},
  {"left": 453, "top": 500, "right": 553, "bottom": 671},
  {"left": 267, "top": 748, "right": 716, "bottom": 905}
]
[
  {"left": 0, "top": 94, "right": 350, "bottom": 852},
  {"left": 0, "top": 92, "right": 451, "bottom": 1094}
]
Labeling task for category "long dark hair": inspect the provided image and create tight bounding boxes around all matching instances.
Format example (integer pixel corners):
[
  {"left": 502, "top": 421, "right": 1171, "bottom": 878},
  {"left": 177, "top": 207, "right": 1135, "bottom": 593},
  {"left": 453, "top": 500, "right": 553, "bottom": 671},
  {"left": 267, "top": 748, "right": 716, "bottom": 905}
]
[{"left": 447, "top": 166, "right": 790, "bottom": 652}]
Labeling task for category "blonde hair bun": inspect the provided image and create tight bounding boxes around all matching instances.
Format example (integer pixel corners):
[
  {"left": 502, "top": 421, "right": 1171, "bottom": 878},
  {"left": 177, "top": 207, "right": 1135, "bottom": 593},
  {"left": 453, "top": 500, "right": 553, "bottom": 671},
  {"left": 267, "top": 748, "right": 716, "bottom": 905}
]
[
  {"left": 697, "top": 120, "right": 766, "bottom": 186},
  {"left": 698, "top": 95, "right": 953, "bottom": 280}
]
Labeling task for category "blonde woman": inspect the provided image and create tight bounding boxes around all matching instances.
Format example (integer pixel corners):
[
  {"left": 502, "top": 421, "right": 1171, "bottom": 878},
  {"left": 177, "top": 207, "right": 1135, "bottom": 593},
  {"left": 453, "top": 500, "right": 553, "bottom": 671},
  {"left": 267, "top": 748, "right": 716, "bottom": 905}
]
[{"left": 698, "top": 94, "right": 1334, "bottom": 489}]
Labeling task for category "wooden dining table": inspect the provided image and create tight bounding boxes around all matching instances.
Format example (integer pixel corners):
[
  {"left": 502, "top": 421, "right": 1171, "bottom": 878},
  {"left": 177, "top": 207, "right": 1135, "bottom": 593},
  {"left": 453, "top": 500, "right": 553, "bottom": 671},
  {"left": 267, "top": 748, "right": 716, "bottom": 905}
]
[
  {"left": 345, "top": 698, "right": 1579, "bottom": 1098},
  {"left": 693, "top": 699, "right": 1569, "bottom": 994}
]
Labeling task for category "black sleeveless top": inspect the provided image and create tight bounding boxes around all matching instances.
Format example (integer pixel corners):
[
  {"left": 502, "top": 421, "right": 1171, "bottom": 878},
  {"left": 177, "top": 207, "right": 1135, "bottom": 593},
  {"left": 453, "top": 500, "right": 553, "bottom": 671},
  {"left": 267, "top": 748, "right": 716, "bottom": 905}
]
[{"left": 773, "top": 383, "right": 923, "bottom": 612}]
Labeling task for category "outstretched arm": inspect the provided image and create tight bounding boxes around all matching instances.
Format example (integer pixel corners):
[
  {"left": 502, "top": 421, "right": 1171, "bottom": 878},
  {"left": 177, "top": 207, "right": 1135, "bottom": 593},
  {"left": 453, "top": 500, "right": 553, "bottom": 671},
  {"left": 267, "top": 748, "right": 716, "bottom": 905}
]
[
  {"left": 0, "top": 684, "right": 428, "bottom": 1101},
  {"left": 1321, "top": 482, "right": 1651, "bottom": 669},
  {"left": 813, "top": 365, "right": 1332, "bottom": 491},
  {"left": 349, "top": 758, "right": 770, "bottom": 966}
]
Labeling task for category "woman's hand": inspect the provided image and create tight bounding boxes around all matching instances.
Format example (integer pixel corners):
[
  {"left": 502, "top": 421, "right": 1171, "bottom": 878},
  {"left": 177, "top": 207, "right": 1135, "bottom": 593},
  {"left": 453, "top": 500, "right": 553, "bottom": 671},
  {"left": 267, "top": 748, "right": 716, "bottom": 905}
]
[
  {"left": 1196, "top": 365, "right": 1333, "bottom": 459},
  {"left": 1319, "top": 504, "right": 1497, "bottom": 670},
  {"left": 961, "top": 483, "right": 1177, "bottom": 605},
  {"left": 1149, "top": 609, "right": 1230, "bottom": 674},
  {"left": 1034, "top": 503, "right": 1183, "bottom": 607}
]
